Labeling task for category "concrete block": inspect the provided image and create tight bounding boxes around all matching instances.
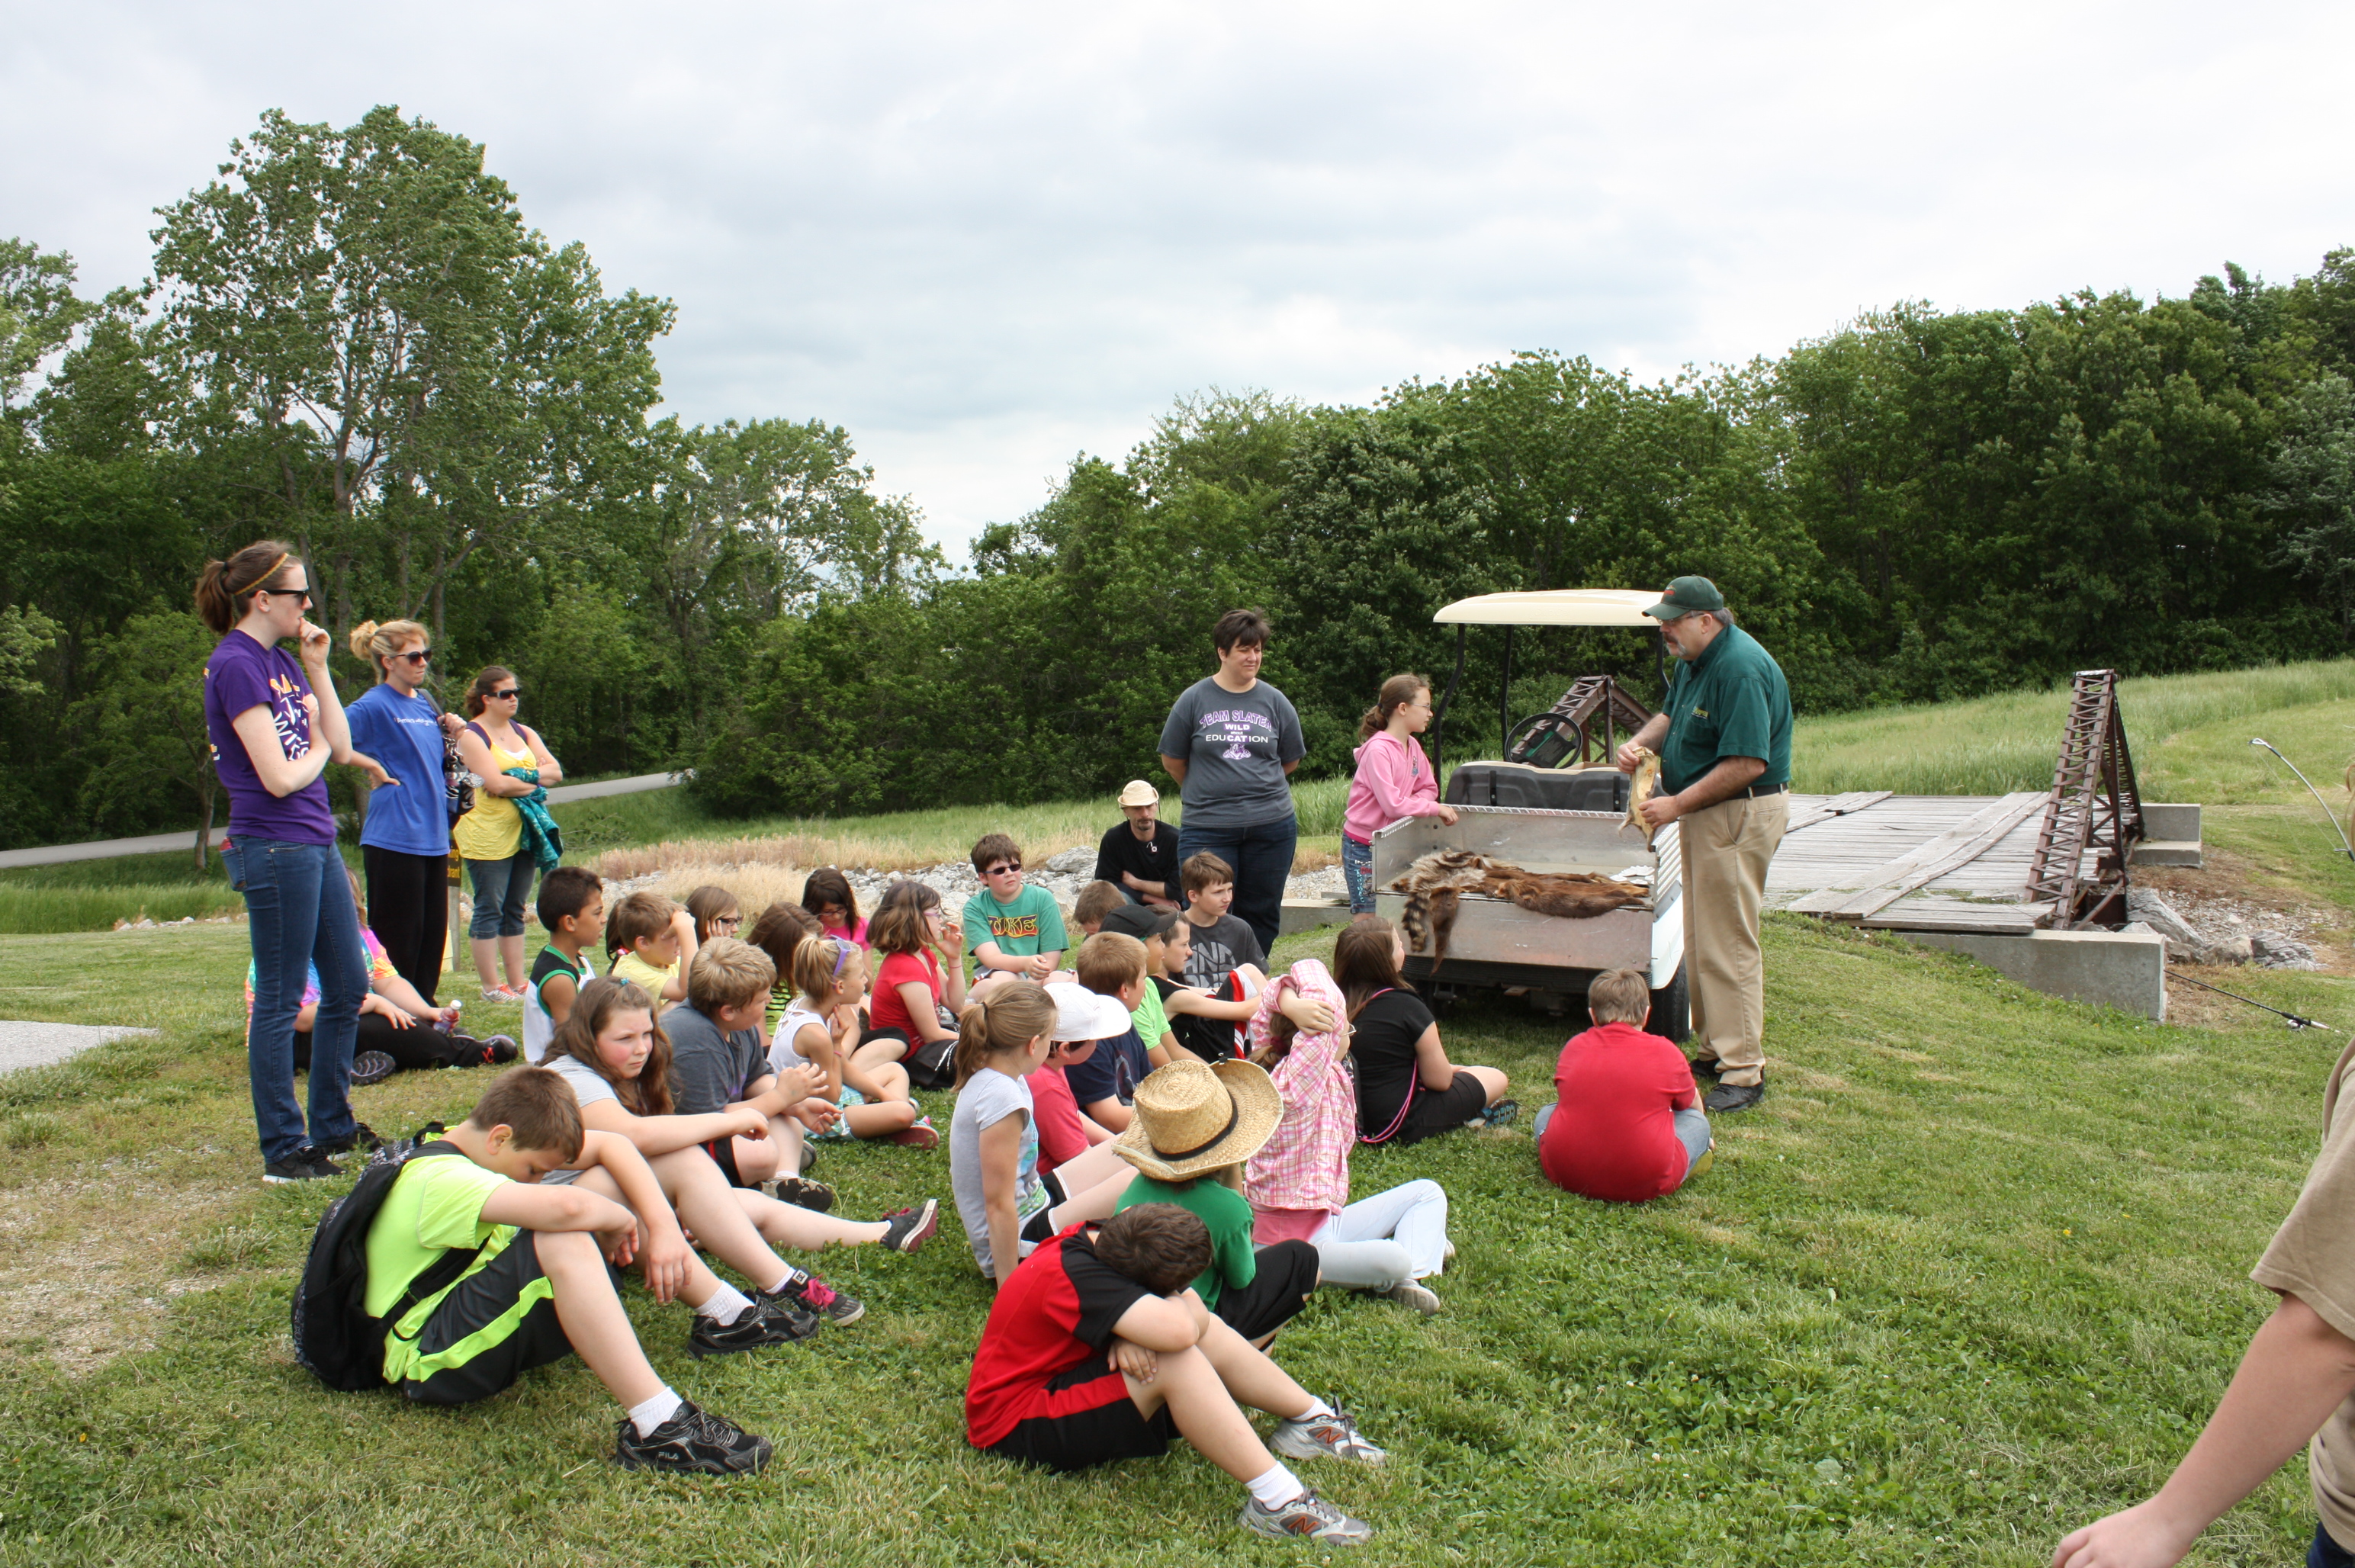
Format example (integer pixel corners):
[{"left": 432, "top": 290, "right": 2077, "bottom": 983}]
[
  {"left": 1279, "top": 899, "right": 1354, "bottom": 938},
  {"left": 2129, "top": 840, "right": 2203, "bottom": 867},
  {"left": 2141, "top": 803, "right": 2200, "bottom": 843},
  {"left": 1900, "top": 927, "right": 2167, "bottom": 1021}
]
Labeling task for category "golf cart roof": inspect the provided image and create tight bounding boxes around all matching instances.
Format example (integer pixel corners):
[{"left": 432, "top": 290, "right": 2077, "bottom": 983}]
[{"left": 1432, "top": 589, "right": 1658, "bottom": 628}]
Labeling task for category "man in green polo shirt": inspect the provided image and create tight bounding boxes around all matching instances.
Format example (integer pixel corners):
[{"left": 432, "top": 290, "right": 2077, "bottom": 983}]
[{"left": 1615, "top": 576, "right": 1793, "bottom": 1113}]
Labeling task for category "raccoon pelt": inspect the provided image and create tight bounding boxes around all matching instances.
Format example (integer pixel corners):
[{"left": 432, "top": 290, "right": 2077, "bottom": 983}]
[
  {"left": 1627, "top": 748, "right": 1661, "bottom": 843},
  {"left": 1396, "top": 887, "right": 1462, "bottom": 973},
  {"left": 1496, "top": 879, "right": 1647, "bottom": 921},
  {"left": 1388, "top": 851, "right": 1647, "bottom": 970}
]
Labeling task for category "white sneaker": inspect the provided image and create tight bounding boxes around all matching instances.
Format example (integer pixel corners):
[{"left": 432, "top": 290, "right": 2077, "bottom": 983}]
[
  {"left": 1240, "top": 1490, "right": 1373, "bottom": 1544},
  {"left": 1271, "top": 1402, "right": 1388, "bottom": 1467},
  {"left": 1380, "top": 1280, "right": 1441, "bottom": 1315}
]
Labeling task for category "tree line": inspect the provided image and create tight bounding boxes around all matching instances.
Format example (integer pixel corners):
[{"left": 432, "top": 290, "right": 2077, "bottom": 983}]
[{"left": 5, "top": 104, "right": 2352, "bottom": 852}]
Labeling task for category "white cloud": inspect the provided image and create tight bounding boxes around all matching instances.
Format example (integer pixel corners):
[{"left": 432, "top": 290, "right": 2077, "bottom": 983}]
[{"left": 5, "top": 0, "right": 2351, "bottom": 548}]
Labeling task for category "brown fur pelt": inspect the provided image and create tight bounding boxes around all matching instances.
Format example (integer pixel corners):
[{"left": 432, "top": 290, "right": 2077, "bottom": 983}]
[
  {"left": 1386, "top": 850, "right": 1647, "bottom": 972},
  {"left": 1627, "top": 748, "right": 1661, "bottom": 843}
]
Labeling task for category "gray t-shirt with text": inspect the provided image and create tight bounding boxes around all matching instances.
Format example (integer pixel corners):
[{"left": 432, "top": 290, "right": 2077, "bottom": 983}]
[{"left": 1158, "top": 676, "right": 1306, "bottom": 831}]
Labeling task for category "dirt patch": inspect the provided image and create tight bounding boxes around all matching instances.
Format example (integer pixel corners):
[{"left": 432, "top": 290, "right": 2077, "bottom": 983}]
[
  {"left": 2138, "top": 848, "right": 2350, "bottom": 974},
  {"left": 0, "top": 1165, "right": 244, "bottom": 1374}
]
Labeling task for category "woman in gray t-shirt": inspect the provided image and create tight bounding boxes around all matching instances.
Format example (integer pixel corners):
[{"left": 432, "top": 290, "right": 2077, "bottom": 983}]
[{"left": 1156, "top": 609, "right": 1306, "bottom": 956}]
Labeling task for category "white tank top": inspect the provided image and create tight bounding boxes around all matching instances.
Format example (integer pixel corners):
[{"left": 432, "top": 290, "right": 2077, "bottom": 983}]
[{"left": 769, "top": 1003, "right": 831, "bottom": 1077}]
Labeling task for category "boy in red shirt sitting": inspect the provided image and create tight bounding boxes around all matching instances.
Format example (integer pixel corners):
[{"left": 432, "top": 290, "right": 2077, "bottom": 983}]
[
  {"left": 966, "top": 1203, "right": 1387, "bottom": 1543},
  {"left": 1537, "top": 968, "right": 1715, "bottom": 1203}
]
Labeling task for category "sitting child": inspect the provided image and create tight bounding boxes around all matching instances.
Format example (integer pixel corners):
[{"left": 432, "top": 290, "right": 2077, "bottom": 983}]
[
  {"left": 965, "top": 1203, "right": 1386, "bottom": 1543},
  {"left": 1537, "top": 967, "right": 1713, "bottom": 1203},
  {"left": 1065, "top": 932, "right": 1165, "bottom": 1133},
  {"left": 1113, "top": 1056, "right": 1321, "bottom": 1348},
  {"left": 744, "top": 900, "right": 823, "bottom": 1042},
  {"left": 661, "top": 937, "right": 834, "bottom": 1211},
  {"left": 800, "top": 867, "right": 869, "bottom": 949},
  {"left": 964, "top": 834, "right": 1068, "bottom": 996},
  {"left": 1178, "top": 853, "right": 1270, "bottom": 998},
  {"left": 1097, "top": 907, "right": 1187, "bottom": 1062},
  {"left": 606, "top": 891, "right": 697, "bottom": 1003},
  {"left": 773, "top": 936, "right": 938, "bottom": 1149},
  {"left": 1336, "top": 916, "right": 1513, "bottom": 1143},
  {"left": 1071, "top": 879, "right": 1127, "bottom": 938},
  {"left": 362, "top": 1064, "right": 776, "bottom": 1473},
  {"left": 946, "top": 985, "right": 1140, "bottom": 1286},
  {"left": 864, "top": 880, "right": 968, "bottom": 1080},
  {"left": 1154, "top": 911, "right": 1270, "bottom": 1064},
  {"left": 686, "top": 885, "right": 744, "bottom": 947},
  {"left": 524, "top": 866, "right": 605, "bottom": 1062},
  {"left": 550, "top": 977, "right": 940, "bottom": 1331},
  {"left": 1033, "top": 983, "right": 1129, "bottom": 1176}
]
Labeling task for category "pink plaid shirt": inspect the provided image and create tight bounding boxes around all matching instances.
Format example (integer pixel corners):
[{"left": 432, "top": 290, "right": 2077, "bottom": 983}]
[{"left": 1243, "top": 959, "right": 1356, "bottom": 1218}]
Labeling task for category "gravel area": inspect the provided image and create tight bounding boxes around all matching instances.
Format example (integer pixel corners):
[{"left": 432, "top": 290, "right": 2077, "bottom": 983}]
[{"left": 0, "top": 1021, "right": 157, "bottom": 1075}]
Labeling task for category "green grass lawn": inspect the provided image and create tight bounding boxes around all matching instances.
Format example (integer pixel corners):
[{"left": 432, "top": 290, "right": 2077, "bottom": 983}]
[{"left": 3, "top": 907, "right": 2353, "bottom": 1563}]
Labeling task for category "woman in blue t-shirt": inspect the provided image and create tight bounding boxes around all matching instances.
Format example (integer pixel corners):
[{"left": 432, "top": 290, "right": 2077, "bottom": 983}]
[
  {"left": 345, "top": 618, "right": 461, "bottom": 1004},
  {"left": 198, "top": 540, "right": 394, "bottom": 1185}
]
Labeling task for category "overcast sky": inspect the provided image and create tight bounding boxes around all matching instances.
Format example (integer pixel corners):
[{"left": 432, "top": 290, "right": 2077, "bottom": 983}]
[{"left": 6, "top": 1, "right": 2352, "bottom": 554}]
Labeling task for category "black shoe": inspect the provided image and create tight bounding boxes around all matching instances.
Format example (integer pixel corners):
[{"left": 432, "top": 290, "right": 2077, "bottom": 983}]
[
  {"left": 1476, "top": 1099, "right": 1519, "bottom": 1128},
  {"left": 613, "top": 1399, "right": 772, "bottom": 1476},
  {"left": 482, "top": 1034, "right": 519, "bottom": 1065},
  {"left": 765, "top": 1269, "right": 865, "bottom": 1327},
  {"left": 349, "top": 1050, "right": 397, "bottom": 1087},
  {"left": 1688, "top": 1055, "right": 1723, "bottom": 1078},
  {"left": 770, "top": 1175, "right": 835, "bottom": 1213},
  {"left": 879, "top": 1199, "right": 940, "bottom": 1254},
  {"left": 1704, "top": 1081, "right": 1764, "bottom": 1113},
  {"left": 261, "top": 1146, "right": 343, "bottom": 1184},
  {"left": 313, "top": 1123, "right": 383, "bottom": 1156},
  {"left": 688, "top": 1297, "right": 818, "bottom": 1358}
]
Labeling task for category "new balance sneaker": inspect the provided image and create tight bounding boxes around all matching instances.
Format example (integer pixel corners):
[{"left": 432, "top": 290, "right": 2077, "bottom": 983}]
[
  {"left": 612, "top": 1400, "right": 772, "bottom": 1476},
  {"left": 1378, "top": 1280, "right": 1442, "bottom": 1316},
  {"left": 770, "top": 1175, "right": 835, "bottom": 1213},
  {"left": 889, "top": 1115, "right": 940, "bottom": 1150},
  {"left": 349, "top": 1051, "right": 397, "bottom": 1087},
  {"left": 1474, "top": 1099, "right": 1519, "bottom": 1128},
  {"left": 765, "top": 1269, "right": 864, "bottom": 1327},
  {"left": 260, "top": 1146, "right": 343, "bottom": 1184},
  {"left": 313, "top": 1123, "right": 384, "bottom": 1156},
  {"left": 1271, "top": 1402, "right": 1389, "bottom": 1467},
  {"left": 879, "top": 1199, "right": 940, "bottom": 1254},
  {"left": 687, "top": 1296, "right": 818, "bottom": 1358},
  {"left": 1239, "top": 1490, "right": 1373, "bottom": 1544}
]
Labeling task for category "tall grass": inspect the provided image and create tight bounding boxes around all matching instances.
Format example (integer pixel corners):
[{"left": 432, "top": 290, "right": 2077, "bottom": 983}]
[{"left": 0, "top": 884, "right": 244, "bottom": 936}]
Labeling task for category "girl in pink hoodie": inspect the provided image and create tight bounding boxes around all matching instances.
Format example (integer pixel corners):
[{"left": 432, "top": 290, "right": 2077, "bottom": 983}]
[{"left": 1341, "top": 675, "right": 1460, "bottom": 912}]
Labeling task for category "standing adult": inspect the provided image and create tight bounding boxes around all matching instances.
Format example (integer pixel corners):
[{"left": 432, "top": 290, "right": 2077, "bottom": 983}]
[
  {"left": 1093, "top": 780, "right": 1182, "bottom": 910},
  {"left": 1341, "top": 674, "right": 1459, "bottom": 914},
  {"left": 1158, "top": 609, "right": 1305, "bottom": 958},
  {"left": 198, "top": 540, "right": 394, "bottom": 1183},
  {"left": 452, "top": 665, "right": 564, "bottom": 1001},
  {"left": 345, "top": 619, "right": 459, "bottom": 1002},
  {"left": 1616, "top": 577, "right": 1792, "bottom": 1114}
]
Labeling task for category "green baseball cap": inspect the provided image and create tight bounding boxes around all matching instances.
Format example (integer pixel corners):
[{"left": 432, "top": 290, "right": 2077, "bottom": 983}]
[{"left": 1643, "top": 576, "right": 1726, "bottom": 620}]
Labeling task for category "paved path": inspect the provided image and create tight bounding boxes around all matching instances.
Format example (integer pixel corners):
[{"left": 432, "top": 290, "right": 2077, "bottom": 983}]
[{"left": 0, "top": 1020, "right": 158, "bottom": 1075}]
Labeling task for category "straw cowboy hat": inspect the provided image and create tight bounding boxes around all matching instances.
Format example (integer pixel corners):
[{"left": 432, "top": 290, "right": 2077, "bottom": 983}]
[{"left": 1113, "top": 1056, "right": 1284, "bottom": 1181}]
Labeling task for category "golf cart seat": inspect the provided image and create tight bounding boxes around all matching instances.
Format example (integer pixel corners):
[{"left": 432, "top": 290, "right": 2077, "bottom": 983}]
[{"left": 1444, "top": 761, "right": 1630, "bottom": 813}]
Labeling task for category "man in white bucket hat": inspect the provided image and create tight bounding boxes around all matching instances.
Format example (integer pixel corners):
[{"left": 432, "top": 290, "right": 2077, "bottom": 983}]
[{"left": 1096, "top": 779, "right": 1183, "bottom": 910}]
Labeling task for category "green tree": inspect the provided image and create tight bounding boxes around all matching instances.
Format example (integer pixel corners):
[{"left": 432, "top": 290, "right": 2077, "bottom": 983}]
[
  {"left": 2267, "top": 374, "right": 2355, "bottom": 636},
  {"left": 69, "top": 610, "right": 223, "bottom": 866},
  {"left": 0, "top": 238, "right": 92, "bottom": 416}
]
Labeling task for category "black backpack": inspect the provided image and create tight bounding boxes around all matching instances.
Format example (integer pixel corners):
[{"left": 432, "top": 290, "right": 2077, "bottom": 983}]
[{"left": 290, "top": 1126, "right": 483, "bottom": 1392}]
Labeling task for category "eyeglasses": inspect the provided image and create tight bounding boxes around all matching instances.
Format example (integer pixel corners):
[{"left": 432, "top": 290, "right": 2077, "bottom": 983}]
[
  {"left": 711, "top": 915, "right": 741, "bottom": 930},
  {"left": 491, "top": 688, "right": 519, "bottom": 700},
  {"left": 394, "top": 648, "right": 432, "bottom": 664},
  {"left": 985, "top": 862, "right": 1021, "bottom": 876}
]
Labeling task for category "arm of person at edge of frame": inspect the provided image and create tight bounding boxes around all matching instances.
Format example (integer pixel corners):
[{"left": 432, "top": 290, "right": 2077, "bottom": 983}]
[{"left": 2051, "top": 1290, "right": 2355, "bottom": 1568}]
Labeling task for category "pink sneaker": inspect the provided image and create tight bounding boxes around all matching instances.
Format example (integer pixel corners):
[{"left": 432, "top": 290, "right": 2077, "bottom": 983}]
[{"left": 889, "top": 1116, "right": 940, "bottom": 1150}]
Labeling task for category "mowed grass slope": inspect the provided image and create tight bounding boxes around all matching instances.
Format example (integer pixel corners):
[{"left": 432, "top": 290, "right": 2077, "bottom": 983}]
[{"left": 2, "top": 913, "right": 2353, "bottom": 1563}]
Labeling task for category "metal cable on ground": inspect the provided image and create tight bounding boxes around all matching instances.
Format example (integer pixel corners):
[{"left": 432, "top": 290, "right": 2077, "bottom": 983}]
[{"left": 2165, "top": 965, "right": 2328, "bottom": 1030}]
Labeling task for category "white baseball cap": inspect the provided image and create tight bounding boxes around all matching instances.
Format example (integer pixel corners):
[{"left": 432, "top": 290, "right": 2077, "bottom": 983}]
[{"left": 1045, "top": 983, "right": 1132, "bottom": 1042}]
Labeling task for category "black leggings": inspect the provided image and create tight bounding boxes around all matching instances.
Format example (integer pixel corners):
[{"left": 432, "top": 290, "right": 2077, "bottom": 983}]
[
  {"left": 295, "top": 1011, "right": 477, "bottom": 1075},
  {"left": 362, "top": 845, "right": 450, "bottom": 1004}
]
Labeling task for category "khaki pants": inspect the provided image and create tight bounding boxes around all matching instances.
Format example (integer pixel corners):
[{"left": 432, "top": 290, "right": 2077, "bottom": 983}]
[{"left": 1678, "top": 792, "right": 1787, "bottom": 1087}]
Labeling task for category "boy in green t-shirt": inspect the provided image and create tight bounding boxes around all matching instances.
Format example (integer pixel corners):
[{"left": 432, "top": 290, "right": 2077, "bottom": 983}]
[
  {"left": 363, "top": 1065, "right": 805, "bottom": 1473},
  {"left": 1111, "top": 1056, "right": 1319, "bottom": 1350},
  {"left": 965, "top": 833, "right": 1069, "bottom": 997}
]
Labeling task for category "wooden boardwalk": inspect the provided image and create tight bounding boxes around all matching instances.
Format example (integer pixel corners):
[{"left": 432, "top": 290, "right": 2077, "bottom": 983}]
[{"left": 1765, "top": 792, "right": 2081, "bottom": 937}]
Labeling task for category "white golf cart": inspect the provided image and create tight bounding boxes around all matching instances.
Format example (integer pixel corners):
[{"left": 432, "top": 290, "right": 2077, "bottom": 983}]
[{"left": 1367, "top": 589, "right": 1690, "bottom": 1039}]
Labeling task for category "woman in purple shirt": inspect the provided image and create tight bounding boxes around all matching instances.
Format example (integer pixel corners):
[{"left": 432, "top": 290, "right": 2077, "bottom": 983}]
[{"left": 197, "top": 541, "right": 394, "bottom": 1184}]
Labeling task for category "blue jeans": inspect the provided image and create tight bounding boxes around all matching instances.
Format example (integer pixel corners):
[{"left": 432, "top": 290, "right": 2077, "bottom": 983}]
[
  {"left": 2315, "top": 1521, "right": 2355, "bottom": 1568},
  {"left": 1178, "top": 813, "right": 1298, "bottom": 959},
  {"left": 467, "top": 849, "right": 536, "bottom": 939},
  {"left": 221, "top": 837, "right": 366, "bottom": 1163},
  {"left": 1341, "top": 834, "right": 1376, "bottom": 914},
  {"left": 1534, "top": 1105, "right": 1713, "bottom": 1188}
]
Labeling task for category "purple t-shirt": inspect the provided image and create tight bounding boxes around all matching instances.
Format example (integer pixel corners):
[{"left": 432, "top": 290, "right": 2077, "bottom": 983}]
[{"left": 204, "top": 630, "right": 336, "bottom": 844}]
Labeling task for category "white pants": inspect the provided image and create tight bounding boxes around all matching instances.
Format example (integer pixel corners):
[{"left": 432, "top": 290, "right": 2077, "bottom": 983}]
[{"left": 1311, "top": 1178, "right": 1451, "bottom": 1290}]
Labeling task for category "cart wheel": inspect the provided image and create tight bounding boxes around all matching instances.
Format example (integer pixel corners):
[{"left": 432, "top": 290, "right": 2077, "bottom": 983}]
[{"left": 1649, "top": 962, "right": 1690, "bottom": 1044}]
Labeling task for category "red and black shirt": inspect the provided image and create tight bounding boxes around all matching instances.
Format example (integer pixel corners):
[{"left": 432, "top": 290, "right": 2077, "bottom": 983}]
[{"left": 965, "top": 1225, "right": 1154, "bottom": 1447}]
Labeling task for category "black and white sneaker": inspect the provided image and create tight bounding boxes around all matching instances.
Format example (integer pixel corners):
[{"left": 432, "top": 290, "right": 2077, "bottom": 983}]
[
  {"left": 613, "top": 1400, "right": 772, "bottom": 1476},
  {"left": 688, "top": 1296, "right": 817, "bottom": 1358},
  {"left": 349, "top": 1051, "right": 398, "bottom": 1087},
  {"left": 879, "top": 1199, "right": 940, "bottom": 1254},
  {"left": 1239, "top": 1489, "right": 1373, "bottom": 1544},
  {"left": 261, "top": 1146, "right": 343, "bottom": 1184},
  {"left": 769, "top": 1176, "right": 835, "bottom": 1213},
  {"left": 765, "top": 1269, "right": 864, "bottom": 1327}
]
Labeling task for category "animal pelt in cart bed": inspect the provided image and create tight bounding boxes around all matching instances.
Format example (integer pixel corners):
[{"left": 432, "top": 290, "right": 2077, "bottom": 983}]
[{"left": 1386, "top": 850, "right": 1647, "bottom": 972}]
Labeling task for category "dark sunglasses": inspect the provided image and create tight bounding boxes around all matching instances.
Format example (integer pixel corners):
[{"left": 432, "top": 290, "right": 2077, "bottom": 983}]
[
  {"left": 394, "top": 648, "right": 432, "bottom": 664},
  {"left": 265, "top": 583, "right": 313, "bottom": 600},
  {"left": 491, "top": 688, "right": 520, "bottom": 699},
  {"left": 985, "top": 861, "right": 1022, "bottom": 875}
]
